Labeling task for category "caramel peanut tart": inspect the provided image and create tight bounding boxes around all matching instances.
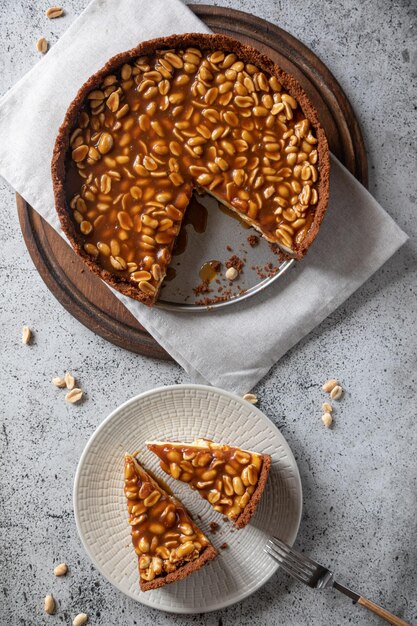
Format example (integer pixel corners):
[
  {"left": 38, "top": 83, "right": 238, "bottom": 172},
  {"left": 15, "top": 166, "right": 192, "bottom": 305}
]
[
  {"left": 53, "top": 33, "right": 330, "bottom": 305},
  {"left": 124, "top": 454, "right": 217, "bottom": 590},
  {"left": 147, "top": 438, "right": 271, "bottom": 528}
]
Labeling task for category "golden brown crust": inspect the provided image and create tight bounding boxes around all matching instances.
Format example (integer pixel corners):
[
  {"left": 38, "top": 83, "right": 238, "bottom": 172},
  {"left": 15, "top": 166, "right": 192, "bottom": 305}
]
[
  {"left": 234, "top": 454, "right": 271, "bottom": 529},
  {"left": 52, "top": 33, "right": 330, "bottom": 304},
  {"left": 140, "top": 543, "right": 218, "bottom": 591}
]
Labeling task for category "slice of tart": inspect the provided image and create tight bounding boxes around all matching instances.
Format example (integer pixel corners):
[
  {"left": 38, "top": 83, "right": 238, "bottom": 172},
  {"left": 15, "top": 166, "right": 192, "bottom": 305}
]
[
  {"left": 52, "top": 33, "right": 330, "bottom": 306},
  {"left": 124, "top": 454, "right": 217, "bottom": 590},
  {"left": 147, "top": 439, "right": 271, "bottom": 529}
]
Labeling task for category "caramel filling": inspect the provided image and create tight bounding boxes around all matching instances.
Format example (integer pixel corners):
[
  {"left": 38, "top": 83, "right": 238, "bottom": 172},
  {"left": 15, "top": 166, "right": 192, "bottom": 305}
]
[
  {"left": 124, "top": 455, "right": 210, "bottom": 583},
  {"left": 147, "top": 440, "right": 263, "bottom": 521},
  {"left": 66, "top": 47, "right": 319, "bottom": 300}
]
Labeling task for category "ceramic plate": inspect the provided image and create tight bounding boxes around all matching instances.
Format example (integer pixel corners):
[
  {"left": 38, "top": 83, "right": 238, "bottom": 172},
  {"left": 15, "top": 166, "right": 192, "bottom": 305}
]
[{"left": 73, "top": 384, "right": 302, "bottom": 613}]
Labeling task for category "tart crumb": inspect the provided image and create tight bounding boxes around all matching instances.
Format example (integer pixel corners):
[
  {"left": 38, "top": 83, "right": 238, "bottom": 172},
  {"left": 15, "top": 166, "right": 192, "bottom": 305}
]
[
  {"left": 269, "top": 243, "right": 292, "bottom": 263},
  {"left": 193, "top": 281, "right": 211, "bottom": 295},
  {"left": 252, "top": 262, "right": 279, "bottom": 279},
  {"left": 226, "top": 255, "right": 244, "bottom": 272}
]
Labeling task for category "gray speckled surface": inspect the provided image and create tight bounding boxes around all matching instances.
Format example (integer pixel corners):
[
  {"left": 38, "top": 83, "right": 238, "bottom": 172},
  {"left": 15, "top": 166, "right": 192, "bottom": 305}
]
[{"left": 0, "top": 1, "right": 416, "bottom": 625}]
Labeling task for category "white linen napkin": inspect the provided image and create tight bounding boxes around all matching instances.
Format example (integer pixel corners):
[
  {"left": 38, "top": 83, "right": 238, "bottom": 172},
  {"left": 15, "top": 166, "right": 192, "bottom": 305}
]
[{"left": 0, "top": 0, "right": 407, "bottom": 394}]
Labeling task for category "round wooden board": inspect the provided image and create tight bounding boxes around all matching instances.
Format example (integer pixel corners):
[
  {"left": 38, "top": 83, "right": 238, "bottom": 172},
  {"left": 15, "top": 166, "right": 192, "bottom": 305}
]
[{"left": 17, "top": 5, "right": 368, "bottom": 360}]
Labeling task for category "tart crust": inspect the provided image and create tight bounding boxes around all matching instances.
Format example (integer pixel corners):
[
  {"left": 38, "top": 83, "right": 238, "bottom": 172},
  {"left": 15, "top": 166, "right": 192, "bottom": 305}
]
[
  {"left": 52, "top": 33, "right": 330, "bottom": 305},
  {"left": 141, "top": 543, "right": 218, "bottom": 591},
  {"left": 234, "top": 453, "right": 271, "bottom": 529}
]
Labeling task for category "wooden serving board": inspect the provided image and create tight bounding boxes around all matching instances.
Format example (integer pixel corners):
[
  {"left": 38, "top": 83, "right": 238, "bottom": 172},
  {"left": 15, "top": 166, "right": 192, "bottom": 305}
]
[{"left": 17, "top": 5, "right": 368, "bottom": 360}]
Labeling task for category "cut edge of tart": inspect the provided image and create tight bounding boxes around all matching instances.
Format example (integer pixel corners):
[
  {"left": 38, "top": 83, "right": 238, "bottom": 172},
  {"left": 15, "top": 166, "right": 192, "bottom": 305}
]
[
  {"left": 52, "top": 33, "right": 330, "bottom": 306},
  {"left": 146, "top": 439, "right": 271, "bottom": 529},
  {"left": 124, "top": 453, "right": 217, "bottom": 591}
]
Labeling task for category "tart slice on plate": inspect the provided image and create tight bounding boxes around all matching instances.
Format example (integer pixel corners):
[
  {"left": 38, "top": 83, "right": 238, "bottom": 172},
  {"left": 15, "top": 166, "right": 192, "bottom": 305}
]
[
  {"left": 147, "top": 439, "right": 271, "bottom": 528},
  {"left": 124, "top": 454, "right": 217, "bottom": 590}
]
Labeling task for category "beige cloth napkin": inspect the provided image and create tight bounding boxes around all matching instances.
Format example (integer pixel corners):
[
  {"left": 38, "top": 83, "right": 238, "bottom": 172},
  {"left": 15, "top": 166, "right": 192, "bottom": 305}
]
[{"left": 0, "top": 0, "right": 408, "bottom": 393}]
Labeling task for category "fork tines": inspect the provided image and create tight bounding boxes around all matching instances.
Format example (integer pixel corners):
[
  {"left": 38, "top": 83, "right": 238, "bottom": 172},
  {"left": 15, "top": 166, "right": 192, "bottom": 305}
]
[{"left": 265, "top": 537, "right": 327, "bottom": 587}]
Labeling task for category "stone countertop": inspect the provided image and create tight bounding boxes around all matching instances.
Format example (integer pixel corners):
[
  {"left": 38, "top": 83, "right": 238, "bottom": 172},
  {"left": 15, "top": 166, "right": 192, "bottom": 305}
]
[{"left": 0, "top": 1, "right": 416, "bottom": 625}]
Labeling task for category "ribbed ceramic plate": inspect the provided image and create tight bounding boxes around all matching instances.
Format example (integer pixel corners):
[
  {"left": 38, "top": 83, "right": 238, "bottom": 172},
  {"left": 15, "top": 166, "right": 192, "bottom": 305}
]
[{"left": 73, "top": 384, "right": 302, "bottom": 613}]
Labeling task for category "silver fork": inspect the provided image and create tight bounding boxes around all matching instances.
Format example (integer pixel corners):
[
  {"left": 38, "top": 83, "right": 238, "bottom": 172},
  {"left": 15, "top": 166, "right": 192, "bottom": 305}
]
[{"left": 265, "top": 537, "right": 411, "bottom": 626}]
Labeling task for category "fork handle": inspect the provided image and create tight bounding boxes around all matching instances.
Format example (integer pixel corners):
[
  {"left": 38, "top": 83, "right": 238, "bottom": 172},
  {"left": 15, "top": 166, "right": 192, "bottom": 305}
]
[{"left": 357, "top": 596, "right": 410, "bottom": 625}]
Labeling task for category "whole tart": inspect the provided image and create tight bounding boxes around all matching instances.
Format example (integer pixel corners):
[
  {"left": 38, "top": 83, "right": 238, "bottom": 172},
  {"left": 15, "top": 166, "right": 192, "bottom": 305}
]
[
  {"left": 147, "top": 438, "right": 271, "bottom": 528},
  {"left": 52, "top": 33, "right": 330, "bottom": 306},
  {"left": 124, "top": 454, "right": 217, "bottom": 590}
]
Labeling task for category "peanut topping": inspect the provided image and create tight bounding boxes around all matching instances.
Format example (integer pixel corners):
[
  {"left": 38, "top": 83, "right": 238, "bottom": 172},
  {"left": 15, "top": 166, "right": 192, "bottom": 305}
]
[
  {"left": 124, "top": 455, "right": 210, "bottom": 583},
  {"left": 66, "top": 46, "right": 320, "bottom": 301},
  {"left": 147, "top": 439, "right": 263, "bottom": 522}
]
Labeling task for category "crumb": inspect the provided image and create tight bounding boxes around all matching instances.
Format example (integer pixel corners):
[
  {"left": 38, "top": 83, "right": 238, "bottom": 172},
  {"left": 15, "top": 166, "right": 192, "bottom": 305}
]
[
  {"left": 193, "top": 281, "right": 211, "bottom": 295},
  {"left": 226, "top": 245, "right": 233, "bottom": 252},
  {"left": 247, "top": 235, "right": 259, "bottom": 247},
  {"left": 252, "top": 262, "right": 279, "bottom": 280},
  {"left": 195, "top": 289, "right": 234, "bottom": 305},
  {"left": 212, "top": 260, "right": 221, "bottom": 272},
  {"left": 222, "top": 516, "right": 229, "bottom": 523},
  {"left": 269, "top": 243, "right": 292, "bottom": 263},
  {"left": 226, "top": 255, "right": 244, "bottom": 272},
  {"left": 210, "top": 522, "right": 220, "bottom": 534},
  {"left": 220, "top": 542, "right": 229, "bottom": 550}
]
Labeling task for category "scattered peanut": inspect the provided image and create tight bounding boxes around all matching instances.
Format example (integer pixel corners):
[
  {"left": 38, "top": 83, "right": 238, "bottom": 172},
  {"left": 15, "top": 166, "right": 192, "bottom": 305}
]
[
  {"left": 321, "top": 413, "right": 333, "bottom": 428},
  {"left": 22, "top": 326, "right": 32, "bottom": 344},
  {"left": 64, "top": 372, "right": 75, "bottom": 390},
  {"left": 53, "top": 562, "right": 68, "bottom": 576},
  {"left": 45, "top": 6, "right": 64, "bottom": 18},
  {"left": 322, "top": 379, "right": 338, "bottom": 393},
  {"left": 73, "top": 614, "right": 88, "bottom": 626},
  {"left": 52, "top": 376, "right": 66, "bottom": 388},
  {"left": 65, "top": 388, "right": 83, "bottom": 404},
  {"left": 330, "top": 385, "right": 343, "bottom": 401},
  {"left": 322, "top": 402, "right": 332, "bottom": 413},
  {"left": 44, "top": 594, "right": 56, "bottom": 615},
  {"left": 225, "top": 267, "right": 238, "bottom": 281},
  {"left": 243, "top": 393, "right": 258, "bottom": 404},
  {"left": 36, "top": 37, "right": 48, "bottom": 53}
]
